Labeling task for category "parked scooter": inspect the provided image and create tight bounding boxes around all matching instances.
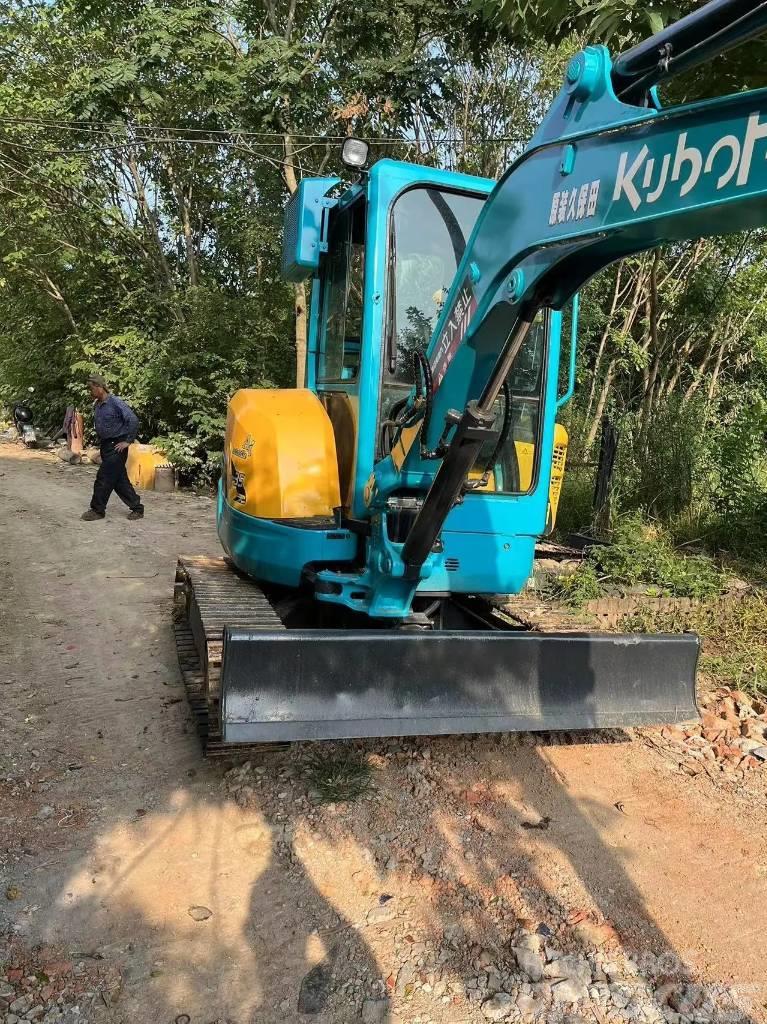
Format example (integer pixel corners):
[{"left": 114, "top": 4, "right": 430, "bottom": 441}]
[{"left": 13, "top": 387, "right": 38, "bottom": 448}]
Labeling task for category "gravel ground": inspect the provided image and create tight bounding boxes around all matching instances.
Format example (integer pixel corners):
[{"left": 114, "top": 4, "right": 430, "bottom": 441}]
[{"left": 0, "top": 442, "right": 765, "bottom": 1024}]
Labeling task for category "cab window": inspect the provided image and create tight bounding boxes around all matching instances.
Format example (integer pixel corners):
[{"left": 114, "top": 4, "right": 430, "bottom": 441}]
[
  {"left": 380, "top": 183, "right": 550, "bottom": 495},
  {"left": 472, "top": 311, "right": 548, "bottom": 494},
  {"left": 384, "top": 187, "right": 485, "bottom": 395},
  {"left": 319, "top": 201, "right": 365, "bottom": 382}
]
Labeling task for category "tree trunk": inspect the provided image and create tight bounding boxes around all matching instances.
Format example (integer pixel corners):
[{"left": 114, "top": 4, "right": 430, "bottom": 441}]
[
  {"left": 281, "top": 127, "right": 308, "bottom": 386},
  {"left": 585, "top": 264, "right": 622, "bottom": 420},
  {"left": 171, "top": 172, "right": 198, "bottom": 286},
  {"left": 585, "top": 357, "right": 617, "bottom": 449},
  {"left": 40, "top": 272, "right": 78, "bottom": 334},
  {"left": 179, "top": 188, "right": 200, "bottom": 287},
  {"left": 638, "top": 249, "right": 661, "bottom": 446},
  {"left": 662, "top": 335, "right": 694, "bottom": 398},
  {"left": 126, "top": 154, "right": 181, "bottom": 318},
  {"left": 682, "top": 333, "right": 718, "bottom": 403},
  {"left": 294, "top": 282, "right": 307, "bottom": 388},
  {"left": 164, "top": 156, "right": 200, "bottom": 287},
  {"left": 707, "top": 337, "right": 728, "bottom": 401},
  {"left": 23, "top": 270, "right": 78, "bottom": 333},
  {"left": 584, "top": 269, "right": 647, "bottom": 450}
]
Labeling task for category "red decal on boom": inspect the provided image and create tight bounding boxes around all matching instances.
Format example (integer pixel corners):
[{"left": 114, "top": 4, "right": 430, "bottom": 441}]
[{"left": 429, "top": 278, "right": 477, "bottom": 392}]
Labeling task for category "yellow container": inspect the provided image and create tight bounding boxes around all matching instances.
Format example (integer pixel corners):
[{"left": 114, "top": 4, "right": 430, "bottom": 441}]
[{"left": 127, "top": 443, "right": 171, "bottom": 491}]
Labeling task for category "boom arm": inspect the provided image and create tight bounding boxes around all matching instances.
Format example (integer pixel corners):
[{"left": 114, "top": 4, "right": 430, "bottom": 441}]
[{"left": 373, "top": 0, "right": 767, "bottom": 579}]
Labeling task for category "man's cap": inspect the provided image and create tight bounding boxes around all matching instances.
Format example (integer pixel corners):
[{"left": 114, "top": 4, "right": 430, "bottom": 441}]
[{"left": 87, "top": 373, "right": 107, "bottom": 389}]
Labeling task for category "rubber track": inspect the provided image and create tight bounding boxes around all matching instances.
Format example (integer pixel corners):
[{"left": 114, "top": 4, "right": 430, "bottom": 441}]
[{"left": 174, "top": 556, "right": 287, "bottom": 757}]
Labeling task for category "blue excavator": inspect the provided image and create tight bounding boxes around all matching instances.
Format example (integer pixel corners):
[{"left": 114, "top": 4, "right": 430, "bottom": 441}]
[{"left": 176, "top": 0, "right": 767, "bottom": 750}]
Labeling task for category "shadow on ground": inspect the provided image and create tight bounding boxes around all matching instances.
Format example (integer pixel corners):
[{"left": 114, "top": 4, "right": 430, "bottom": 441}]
[{"left": 36, "top": 728, "right": 762, "bottom": 1024}]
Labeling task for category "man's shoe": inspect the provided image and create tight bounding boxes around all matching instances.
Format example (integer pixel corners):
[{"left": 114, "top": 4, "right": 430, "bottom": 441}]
[
  {"left": 127, "top": 509, "right": 144, "bottom": 521},
  {"left": 81, "top": 509, "right": 105, "bottom": 521}
]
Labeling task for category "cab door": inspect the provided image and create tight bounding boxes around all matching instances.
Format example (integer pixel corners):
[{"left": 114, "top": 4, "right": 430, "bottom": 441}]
[{"left": 314, "top": 198, "right": 366, "bottom": 510}]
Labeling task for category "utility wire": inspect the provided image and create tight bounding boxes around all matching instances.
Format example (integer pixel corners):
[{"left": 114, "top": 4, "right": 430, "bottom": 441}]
[
  {"left": 0, "top": 135, "right": 330, "bottom": 177},
  {"left": 1, "top": 136, "right": 312, "bottom": 156},
  {"left": 0, "top": 139, "right": 341, "bottom": 190},
  {"left": 0, "top": 114, "right": 527, "bottom": 146}
]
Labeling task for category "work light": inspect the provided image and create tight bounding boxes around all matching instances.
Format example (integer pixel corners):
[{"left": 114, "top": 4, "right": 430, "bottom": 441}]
[{"left": 341, "top": 137, "right": 369, "bottom": 170}]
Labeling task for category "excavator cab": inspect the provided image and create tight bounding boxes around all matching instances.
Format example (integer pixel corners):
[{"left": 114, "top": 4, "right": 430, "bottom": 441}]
[{"left": 219, "top": 160, "right": 571, "bottom": 617}]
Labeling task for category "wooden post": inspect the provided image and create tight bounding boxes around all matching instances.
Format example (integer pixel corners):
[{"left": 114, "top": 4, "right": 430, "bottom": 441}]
[
  {"left": 69, "top": 409, "right": 84, "bottom": 455},
  {"left": 592, "top": 417, "right": 618, "bottom": 539}
]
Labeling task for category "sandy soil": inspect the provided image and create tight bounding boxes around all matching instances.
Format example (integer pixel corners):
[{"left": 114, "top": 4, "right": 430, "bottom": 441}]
[{"left": 0, "top": 442, "right": 765, "bottom": 1024}]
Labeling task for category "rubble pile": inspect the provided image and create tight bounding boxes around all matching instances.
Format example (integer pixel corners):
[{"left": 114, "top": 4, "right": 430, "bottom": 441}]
[
  {"left": 0, "top": 937, "right": 121, "bottom": 1024},
  {"left": 652, "top": 688, "right": 767, "bottom": 779}
]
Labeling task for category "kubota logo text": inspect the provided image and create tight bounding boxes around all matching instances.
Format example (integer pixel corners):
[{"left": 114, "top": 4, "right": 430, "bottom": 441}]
[{"left": 614, "top": 111, "right": 767, "bottom": 212}]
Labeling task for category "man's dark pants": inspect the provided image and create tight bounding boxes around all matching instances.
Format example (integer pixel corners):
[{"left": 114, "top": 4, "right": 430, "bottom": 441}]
[{"left": 91, "top": 439, "right": 144, "bottom": 515}]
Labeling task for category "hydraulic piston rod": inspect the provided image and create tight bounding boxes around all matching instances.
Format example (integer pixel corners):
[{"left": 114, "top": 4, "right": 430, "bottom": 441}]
[{"left": 612, "top": 0, "right": 767, "bottom": 103}]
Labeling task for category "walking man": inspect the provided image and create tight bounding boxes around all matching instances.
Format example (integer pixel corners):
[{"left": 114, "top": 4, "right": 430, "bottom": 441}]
[{"left": 81, "top": 374, "right": 145, "bottom": 521}]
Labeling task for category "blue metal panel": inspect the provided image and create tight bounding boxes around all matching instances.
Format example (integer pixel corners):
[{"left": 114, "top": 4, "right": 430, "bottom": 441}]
[
  {"left": 281, "top": 177, "right": 340, "bottom": 282},
  {"left": 217, "top": 485, "right": 357, "bottom": 587},
  {"left": 305, "top": 277, "right": 322, "bottom": 392},
  {"left": 417, "top": 530, "right": 536, "bottom": 595}
]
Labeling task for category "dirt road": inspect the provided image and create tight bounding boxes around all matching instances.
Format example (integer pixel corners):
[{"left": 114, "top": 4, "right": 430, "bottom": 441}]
[{"left": 0, "top": 442, "right": 765, "bottom": 1024}]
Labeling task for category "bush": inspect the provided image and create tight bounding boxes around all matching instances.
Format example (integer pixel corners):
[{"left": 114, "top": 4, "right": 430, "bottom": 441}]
[
  {"left": 553, "top": 464, "right": 594, "bottom": 537},
  {"left": 616, "top": 397, "right": 713, "bottom": 521},
  {"left": 554, "top": 514, "right": 727, "bottom": 605},
  {"left": 597, "top": 516, "right": 725, "bottom": 597},
  {"left": 557, "top": 391, "right": 767, "bottom": 565}
]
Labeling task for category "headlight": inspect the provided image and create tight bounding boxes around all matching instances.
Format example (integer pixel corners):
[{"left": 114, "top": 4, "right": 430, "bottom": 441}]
[{"left": 341, "top": 137, "right": 369, "bottom": 170}]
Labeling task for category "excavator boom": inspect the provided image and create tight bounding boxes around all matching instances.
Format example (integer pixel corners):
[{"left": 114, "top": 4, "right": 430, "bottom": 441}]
[{"left": 386, "top": 19, "right": 767, "bottom": 586}]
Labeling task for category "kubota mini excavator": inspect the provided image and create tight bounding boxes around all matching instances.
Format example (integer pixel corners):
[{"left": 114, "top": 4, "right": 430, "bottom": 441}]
[{"left": 176, "top": 0, "right": 767, "bottom": 751}]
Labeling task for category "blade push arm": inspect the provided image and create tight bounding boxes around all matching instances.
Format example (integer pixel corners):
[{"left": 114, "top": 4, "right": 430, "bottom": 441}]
[{"left": 385, "top": 3, "right": 767, "bottom": 578}]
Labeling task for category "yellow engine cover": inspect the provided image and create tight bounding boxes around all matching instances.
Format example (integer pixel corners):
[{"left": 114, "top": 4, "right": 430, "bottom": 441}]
[{"left": 224, "top": 389, "right": 341, "bottom": 518}]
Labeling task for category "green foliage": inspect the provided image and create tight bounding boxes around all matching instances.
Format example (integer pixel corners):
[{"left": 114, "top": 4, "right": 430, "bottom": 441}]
[
  {"left": 481, "top": 0, "right": 767, "bottom": 99},
  {"left": 550, "top": 561, "right": 602, "bottom": 605},
  {"left": 616, "top": 398, "right": 710, "bottom": 521},
  {"left": 597, "top": 517, "right": 726, "bottom": 598},
  {"left": 303, "top": 747, "right": 375, "bottom": 803},
  {"left": 552, "top": 464, "right": 594, "bottom": 537},
  {"left": 481, "top": 0, "right": 689, "bottom": 47},
  {"left": 0, "top": 0, "right": 502, "bottom": 478},
  {"left": 4, "top": 0, "right": 767, "bottom": 572},
  {"left": 555, "top": 515, "right": 727, "bottom": 605}
]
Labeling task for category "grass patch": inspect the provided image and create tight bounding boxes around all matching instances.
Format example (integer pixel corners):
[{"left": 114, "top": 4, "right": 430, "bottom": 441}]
[
  {"left": 550, "top": 562, "right": 603, "bottom": 605},
  {"left": 552, "top": 514, "right": 728, "bottom": 606},
  {"left": 622, "top": 594, "right": 767, "bottom": 698},
  {"left": 553, "top": 463, "right": 595, "bottom": 537},
  {"left": 303, "top": 747, "right": 374, "bottom": 803}
]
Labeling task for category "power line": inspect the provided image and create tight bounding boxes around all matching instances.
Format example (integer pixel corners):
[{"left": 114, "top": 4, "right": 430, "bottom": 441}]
[
  {"left": 0, "top": 135, "right": 315, "bottom": 158},
  {"left": 0, "top": 115, "right": 414, "bottom": 143},
  {"left": 0, "top": 114, "right": 527, "bottom": 146},
  {"left": 0, "top": 136, "right": 331, "bottom": 182}
]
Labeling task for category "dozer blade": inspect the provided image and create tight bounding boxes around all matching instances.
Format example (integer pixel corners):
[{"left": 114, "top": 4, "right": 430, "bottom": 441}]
[{"left": 220, "top": 628, "right": 699, "bottom": 743}]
